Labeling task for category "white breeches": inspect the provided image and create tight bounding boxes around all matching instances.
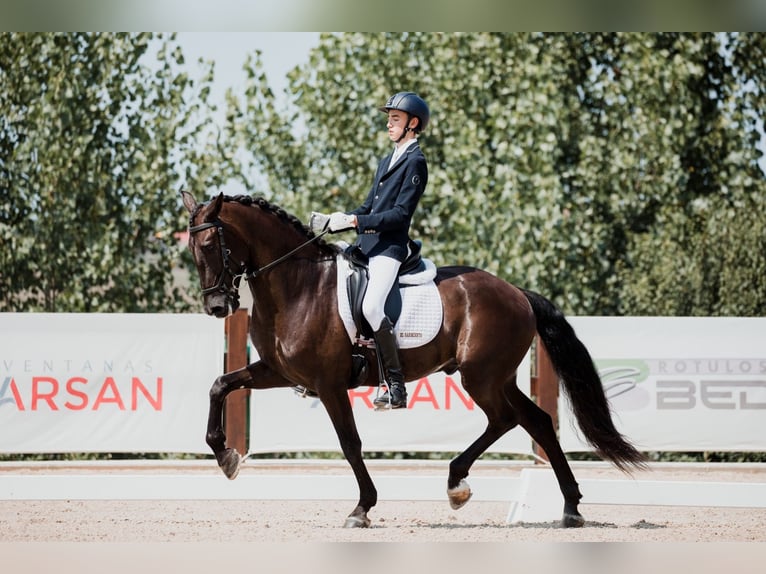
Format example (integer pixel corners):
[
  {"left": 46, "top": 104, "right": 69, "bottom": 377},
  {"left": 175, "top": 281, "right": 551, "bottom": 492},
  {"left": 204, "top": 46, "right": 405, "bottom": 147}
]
[{"left": 362, "top": 255, "right": 401, "bottom": 331}]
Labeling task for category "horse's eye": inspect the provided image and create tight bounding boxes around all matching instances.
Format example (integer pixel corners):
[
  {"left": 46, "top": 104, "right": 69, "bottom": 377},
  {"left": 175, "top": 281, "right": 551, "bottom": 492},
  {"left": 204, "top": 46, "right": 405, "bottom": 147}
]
[{"left": 201, "top": 242, "right": 216, "bottom": 253}]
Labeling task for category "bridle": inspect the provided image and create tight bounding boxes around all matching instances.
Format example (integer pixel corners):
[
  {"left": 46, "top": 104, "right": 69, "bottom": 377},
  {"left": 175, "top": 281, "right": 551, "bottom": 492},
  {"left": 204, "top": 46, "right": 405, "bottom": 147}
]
[
  {"left": 188, "top": 219, "right": 242, "bottom": 303},
  {"left": 188, "top": 217, "right": 329, "bottom": 303}
]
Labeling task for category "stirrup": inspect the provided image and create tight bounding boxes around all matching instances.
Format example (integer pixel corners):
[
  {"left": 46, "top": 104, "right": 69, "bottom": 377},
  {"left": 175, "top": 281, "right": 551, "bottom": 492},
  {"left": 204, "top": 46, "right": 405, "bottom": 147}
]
[
  {"left": 292, "top": 385, "right": 318, "bottom": 398},
  {"left": 373, "top": 383, "right": 391, "bottom": 411},
  {"left": 373, "top": 382, "right": 407, "bottom": 411}
]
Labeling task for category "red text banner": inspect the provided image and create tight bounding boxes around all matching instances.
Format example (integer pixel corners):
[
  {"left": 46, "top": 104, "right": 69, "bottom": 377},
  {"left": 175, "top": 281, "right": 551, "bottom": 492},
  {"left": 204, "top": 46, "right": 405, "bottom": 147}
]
[{"left": 0, "top": 313, "right": 224, "bottom": 454}]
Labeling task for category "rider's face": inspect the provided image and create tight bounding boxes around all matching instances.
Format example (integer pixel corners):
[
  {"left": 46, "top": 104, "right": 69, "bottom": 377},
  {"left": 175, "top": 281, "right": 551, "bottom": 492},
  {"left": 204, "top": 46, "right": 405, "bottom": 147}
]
[{"left": 387, "top": 110, "right": 416, "bottom": 143}]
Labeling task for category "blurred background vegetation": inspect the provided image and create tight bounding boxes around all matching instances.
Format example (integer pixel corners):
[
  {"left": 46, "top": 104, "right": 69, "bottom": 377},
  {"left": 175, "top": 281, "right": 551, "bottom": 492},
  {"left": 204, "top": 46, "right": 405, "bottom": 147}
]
[{"left": 2, "top": 32, "right": 764, "bottom": 317}]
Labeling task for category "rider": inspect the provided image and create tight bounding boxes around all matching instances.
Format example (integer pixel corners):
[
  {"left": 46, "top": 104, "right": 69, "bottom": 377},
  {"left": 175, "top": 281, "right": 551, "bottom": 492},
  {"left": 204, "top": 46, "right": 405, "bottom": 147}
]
[{"left": 323, "top": 91, "right": 430, "bottom": 409}]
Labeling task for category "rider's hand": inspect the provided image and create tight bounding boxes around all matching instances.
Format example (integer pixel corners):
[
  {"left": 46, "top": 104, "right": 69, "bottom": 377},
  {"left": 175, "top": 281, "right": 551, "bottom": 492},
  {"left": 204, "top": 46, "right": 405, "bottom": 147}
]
[
  {"left": 309, "top": 211, "right": 331, "bottom": 234},
  {"left": 328, "top": 212, "right": 356, "bottom": 233}
]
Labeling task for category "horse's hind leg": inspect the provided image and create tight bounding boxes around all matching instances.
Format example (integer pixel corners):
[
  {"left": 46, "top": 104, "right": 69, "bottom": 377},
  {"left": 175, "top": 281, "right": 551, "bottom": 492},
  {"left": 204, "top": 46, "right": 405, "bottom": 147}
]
[
  {"left": 504, "top": 385, "right": 585, "bottom": 527},
  {"left": 206, "top": 361, "right": 293, "bottom": 479},
  {"left": 446, "top": 372, "right": 520, "bottom": 510},
  {"left": 447, "top": 420, "right": 515, "bottom": 510}
]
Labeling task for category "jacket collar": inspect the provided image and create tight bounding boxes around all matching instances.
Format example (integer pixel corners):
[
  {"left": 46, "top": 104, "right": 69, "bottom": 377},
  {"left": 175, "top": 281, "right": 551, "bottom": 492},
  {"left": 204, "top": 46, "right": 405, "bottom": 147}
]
[{"left": 386, "top": 140, "right": 420, "bottom": 173}]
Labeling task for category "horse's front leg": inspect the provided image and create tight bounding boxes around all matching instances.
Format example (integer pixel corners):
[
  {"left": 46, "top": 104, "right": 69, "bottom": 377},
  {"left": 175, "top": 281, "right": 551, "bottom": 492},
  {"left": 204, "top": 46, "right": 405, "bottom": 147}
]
[
  {"left": 206, "top": 360, "right": 292, "bottom": 480},
  {"left": 318, "top": 388, "right": 377, "bottom": 528}
]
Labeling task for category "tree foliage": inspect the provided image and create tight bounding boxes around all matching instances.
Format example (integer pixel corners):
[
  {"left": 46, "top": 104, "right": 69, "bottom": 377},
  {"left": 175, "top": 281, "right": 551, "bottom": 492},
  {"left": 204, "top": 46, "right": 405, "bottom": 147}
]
[
  {"left": 0, "top": 33, "right": 227, "bottom": 312},
  {"left": 2, "top": 33, "right": 764, "bottom": 317},
  {"left": 224, "top": 32, "right": 765, "bottom": 316}
]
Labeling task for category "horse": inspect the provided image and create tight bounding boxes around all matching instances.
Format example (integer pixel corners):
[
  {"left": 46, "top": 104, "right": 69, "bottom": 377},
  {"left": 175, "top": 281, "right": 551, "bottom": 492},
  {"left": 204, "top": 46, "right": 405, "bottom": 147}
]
[{"left": 181, "top": 190, "right": 647, "bottom": 528}]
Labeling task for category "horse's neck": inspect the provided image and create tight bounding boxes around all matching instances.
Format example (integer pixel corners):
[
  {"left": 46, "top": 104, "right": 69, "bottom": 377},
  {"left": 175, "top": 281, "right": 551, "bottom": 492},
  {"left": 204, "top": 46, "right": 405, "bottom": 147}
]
[
  {"left": 241, "top": 215, "right": 334, "bottom": 305},
  {"left": 246, "top": 251, "right": 336, "bottom": 340},
  {"left": 236, "top": 210, "right": 307, "bottom": 272}
]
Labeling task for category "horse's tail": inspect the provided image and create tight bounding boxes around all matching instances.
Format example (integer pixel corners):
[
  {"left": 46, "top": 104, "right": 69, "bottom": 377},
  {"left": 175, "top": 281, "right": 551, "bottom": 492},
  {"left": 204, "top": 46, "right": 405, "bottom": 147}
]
[{"left": 522, "top": 289, "right": 647, "bottom": 473}]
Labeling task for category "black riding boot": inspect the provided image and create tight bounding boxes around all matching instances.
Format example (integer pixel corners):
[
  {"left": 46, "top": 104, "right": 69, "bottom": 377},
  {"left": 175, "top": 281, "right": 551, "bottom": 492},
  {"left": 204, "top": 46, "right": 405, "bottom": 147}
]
[{"left": 372, "top": 317, "right": 407, "bottom": 409}]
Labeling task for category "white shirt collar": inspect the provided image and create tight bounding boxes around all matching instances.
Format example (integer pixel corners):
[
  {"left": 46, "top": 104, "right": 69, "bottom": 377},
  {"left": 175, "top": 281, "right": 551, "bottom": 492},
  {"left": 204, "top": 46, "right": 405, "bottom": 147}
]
[{"left": 388, "top": 138, "right": 418, "bottom": 170}]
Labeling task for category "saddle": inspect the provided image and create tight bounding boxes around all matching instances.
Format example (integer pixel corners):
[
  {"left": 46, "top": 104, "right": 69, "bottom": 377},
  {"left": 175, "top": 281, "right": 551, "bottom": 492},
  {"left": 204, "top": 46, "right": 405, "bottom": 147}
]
[
  {"left": 295, "top": 240, "right": 441, "bottom": 397},
  {"left": 344, "top": 239, "right": 429, "bottom": 341}
]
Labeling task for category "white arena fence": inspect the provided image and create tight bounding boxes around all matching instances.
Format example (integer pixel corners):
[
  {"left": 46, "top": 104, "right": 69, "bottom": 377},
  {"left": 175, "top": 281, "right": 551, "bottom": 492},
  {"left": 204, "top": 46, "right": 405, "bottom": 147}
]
[{"left": 1, "top": 460, "right": 765, "bottom": 523}]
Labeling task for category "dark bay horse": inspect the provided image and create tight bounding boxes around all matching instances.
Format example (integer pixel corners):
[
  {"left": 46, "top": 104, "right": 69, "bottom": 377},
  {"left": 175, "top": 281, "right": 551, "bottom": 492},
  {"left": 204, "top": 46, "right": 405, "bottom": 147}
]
[{"left": 181, "top": 190, "right": 646, "bottom": 528}]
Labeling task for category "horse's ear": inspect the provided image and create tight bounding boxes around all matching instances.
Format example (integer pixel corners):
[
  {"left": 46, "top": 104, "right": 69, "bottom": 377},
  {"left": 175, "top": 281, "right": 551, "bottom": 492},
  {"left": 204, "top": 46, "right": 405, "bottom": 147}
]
[
  {"left": 181, "top": 189, "right": 197, "bottom": 215},
  {"left": 210, "top": 192, "right": 224, "bottom": 217}
]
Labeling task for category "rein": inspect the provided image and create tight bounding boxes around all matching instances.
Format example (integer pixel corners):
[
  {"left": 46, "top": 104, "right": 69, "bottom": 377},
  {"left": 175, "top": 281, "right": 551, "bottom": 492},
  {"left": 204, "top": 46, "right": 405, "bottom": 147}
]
[
  {"left": 248, "top": 227, "right": 330, "bottom": 279},
  {"left": 189, "top": 218, "right": 329, "bottom": 297}
]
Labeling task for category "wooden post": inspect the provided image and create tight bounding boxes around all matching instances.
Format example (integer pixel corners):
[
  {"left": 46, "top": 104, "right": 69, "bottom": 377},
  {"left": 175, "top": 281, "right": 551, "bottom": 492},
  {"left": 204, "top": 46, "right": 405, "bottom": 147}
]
[
  {"left": 224, "top": 309, "right": 250, "bottom": 455},
  {"left": 532, "top": 337, "right": 559, "bottom": 461}
]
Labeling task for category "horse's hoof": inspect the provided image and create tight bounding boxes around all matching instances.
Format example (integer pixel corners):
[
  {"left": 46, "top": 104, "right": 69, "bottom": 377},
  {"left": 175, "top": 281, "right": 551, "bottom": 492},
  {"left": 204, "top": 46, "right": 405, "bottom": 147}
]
[
  {"left": 447, "top": 479, "right": 473, "bottom": 510},
  {"left": 220, "top": 448, "right": 241, "bottom": 480},
  {"left": 343, "top": 514, "right": 371, "bottom": 528},
  {"left": 561, "top": 512, "right": 585, "bottom": 528}
]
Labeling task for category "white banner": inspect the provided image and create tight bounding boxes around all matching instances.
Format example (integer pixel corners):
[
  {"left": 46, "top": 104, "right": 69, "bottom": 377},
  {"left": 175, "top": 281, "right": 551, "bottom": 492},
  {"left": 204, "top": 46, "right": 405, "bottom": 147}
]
[
  {"left": 0, "top": 313, "right": 224, "bottom": 454},
  {"left": 559, "top": 317, "right": 766, "bottom": 453},
  {"left": 249, "top": 353, "right": 534, "bottom": 455}
]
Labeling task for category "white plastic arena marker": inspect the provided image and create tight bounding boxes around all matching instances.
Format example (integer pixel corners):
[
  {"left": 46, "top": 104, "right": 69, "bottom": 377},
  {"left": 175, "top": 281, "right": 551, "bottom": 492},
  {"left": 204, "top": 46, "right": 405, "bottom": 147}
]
[
  {"left": 506, "top": 466, "right": 766, "bottom": 524},
  {"left": 506, "top": 468, "right": 563, "bottom": 524}
]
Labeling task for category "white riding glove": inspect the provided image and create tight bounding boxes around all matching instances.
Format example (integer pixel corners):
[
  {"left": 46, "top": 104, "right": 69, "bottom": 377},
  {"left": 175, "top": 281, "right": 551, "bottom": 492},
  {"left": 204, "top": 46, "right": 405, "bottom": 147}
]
[
  {"left": 328, "top": 212, "right": 356, "bottom": 233},
  {"left": 309, "top": 211, "right": 330, "bottom": 234}
]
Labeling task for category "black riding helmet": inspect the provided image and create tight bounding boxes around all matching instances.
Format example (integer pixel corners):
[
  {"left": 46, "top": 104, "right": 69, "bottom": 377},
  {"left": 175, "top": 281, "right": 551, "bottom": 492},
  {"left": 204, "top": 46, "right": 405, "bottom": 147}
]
[{"left": 379, "top": 92, "right": 430, "bottom": 137}]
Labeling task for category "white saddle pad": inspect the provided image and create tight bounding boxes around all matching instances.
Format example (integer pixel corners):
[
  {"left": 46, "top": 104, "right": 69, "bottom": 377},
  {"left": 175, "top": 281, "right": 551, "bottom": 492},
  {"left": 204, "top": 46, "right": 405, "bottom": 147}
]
[{"left": 336, "top": 255, "right": 443, "bottom": 349}]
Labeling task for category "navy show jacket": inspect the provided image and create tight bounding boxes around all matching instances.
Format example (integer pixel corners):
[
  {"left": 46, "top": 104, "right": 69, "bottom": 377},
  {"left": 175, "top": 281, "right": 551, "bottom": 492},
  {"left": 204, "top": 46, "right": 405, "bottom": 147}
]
[{"left": 349, "top": 141, "right": 428, "bottom": 262}]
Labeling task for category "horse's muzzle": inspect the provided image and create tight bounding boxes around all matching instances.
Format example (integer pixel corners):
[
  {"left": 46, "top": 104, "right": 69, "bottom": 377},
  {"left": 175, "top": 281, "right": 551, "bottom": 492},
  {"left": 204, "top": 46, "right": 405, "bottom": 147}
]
[{"left": 205, "top": 293, "right": 239, "bottom": 318}]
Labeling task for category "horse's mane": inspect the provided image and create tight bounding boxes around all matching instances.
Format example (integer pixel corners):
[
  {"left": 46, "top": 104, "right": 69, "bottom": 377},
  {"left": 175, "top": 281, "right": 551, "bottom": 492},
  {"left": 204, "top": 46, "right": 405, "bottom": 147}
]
[{"left": 224, "top": 194, "right": 339, "bottom": 256}]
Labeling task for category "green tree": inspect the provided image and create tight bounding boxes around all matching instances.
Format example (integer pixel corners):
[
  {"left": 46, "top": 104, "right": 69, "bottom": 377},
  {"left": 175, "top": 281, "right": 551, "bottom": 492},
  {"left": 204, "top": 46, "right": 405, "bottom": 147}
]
[
  {"left": 224, "top": 32, "right": 765, "bottom": 316},
  {"left": 616, "top": 33, "right": 766, "bottom": 315},
  {"left": 0, "top": 33, "right": 228, "bottom": 312}
]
